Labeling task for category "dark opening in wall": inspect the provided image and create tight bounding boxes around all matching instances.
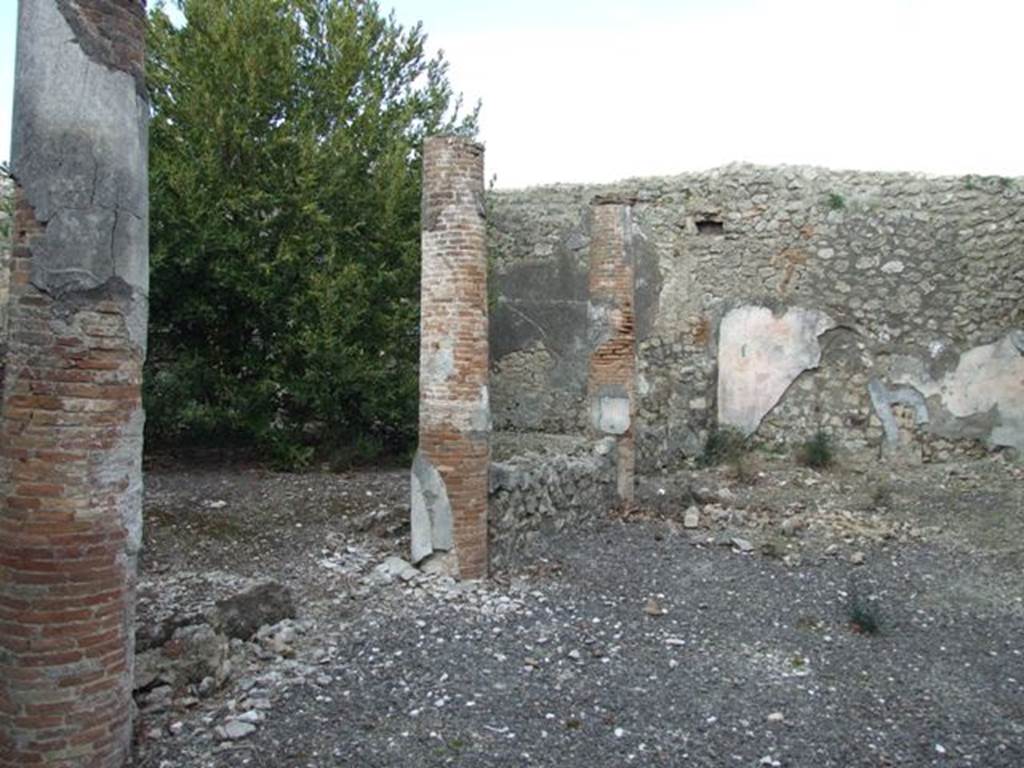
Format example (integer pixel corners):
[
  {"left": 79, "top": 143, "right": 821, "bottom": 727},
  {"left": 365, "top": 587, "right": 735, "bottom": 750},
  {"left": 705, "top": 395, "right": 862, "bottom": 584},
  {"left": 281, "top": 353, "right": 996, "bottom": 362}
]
[{"left": 696, "top": 218, "right": 724, "bottom": 235}]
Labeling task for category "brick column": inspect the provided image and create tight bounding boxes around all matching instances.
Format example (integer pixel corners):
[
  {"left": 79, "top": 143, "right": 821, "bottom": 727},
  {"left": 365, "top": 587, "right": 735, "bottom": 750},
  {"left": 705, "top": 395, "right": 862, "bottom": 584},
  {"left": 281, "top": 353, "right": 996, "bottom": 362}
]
[
  {"left": 587, "top": 199, "right": 636, "bottom": 504},
  {"left": 410, "top": 136, "right": 490, "bottom": 580},
  {"left": 1, "top": 2, "right": 149, "bottom": 766}
]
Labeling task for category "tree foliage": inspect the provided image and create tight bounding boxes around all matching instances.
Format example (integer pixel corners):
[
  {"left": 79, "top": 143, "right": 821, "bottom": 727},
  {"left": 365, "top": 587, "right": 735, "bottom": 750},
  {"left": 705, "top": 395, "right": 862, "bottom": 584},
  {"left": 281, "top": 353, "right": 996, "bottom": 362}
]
[{"left": 145, "top": 0, "right": 477, "bottom": 465}]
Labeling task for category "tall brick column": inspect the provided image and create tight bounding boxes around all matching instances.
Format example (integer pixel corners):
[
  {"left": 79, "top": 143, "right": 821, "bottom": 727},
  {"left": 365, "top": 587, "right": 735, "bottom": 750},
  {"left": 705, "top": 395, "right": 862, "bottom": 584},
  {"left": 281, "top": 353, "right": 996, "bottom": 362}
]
[
  {"left": 1, "top": 2, "right": 149, "bottom": 766},
  {"left": 410, "top": 136, "right": 490, "bottom": 580},
  {"left": 587, "top": 199, "right": 637, "bottom": 504}
]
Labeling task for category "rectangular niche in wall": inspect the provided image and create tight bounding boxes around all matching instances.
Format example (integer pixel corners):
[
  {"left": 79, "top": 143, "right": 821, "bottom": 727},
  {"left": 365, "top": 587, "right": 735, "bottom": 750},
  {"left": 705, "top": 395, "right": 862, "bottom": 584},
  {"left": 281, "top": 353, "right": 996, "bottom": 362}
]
[{"left": 696, "top": 217, "right": 724, "bottom": 235}]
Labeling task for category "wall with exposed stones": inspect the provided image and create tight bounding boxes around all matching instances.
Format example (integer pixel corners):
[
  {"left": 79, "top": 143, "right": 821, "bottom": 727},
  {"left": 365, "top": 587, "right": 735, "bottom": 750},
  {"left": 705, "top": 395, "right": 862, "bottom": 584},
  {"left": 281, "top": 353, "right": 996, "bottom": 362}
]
[
  {"left": 489, "top": 165, "right": 1023, "bottom": 467},
  {"left": 489, "top": 434, "right": 618, "bottom": 570}
]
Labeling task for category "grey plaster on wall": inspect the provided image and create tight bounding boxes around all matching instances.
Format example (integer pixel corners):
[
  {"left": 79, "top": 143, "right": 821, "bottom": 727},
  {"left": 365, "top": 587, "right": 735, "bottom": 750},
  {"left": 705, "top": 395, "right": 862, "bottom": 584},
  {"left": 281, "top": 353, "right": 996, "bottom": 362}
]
[
  {"left": 470, "top": 385, "right": 492, "bottom": 434},
  {"left": 881, "top": 331, "right": 1024, "bottom": 453},
  {"left": 586, "top": 298, "right": 617, "bottom": 350},
  {"left": 409, "top": 452, "right": 454, "bottom": 564},
  {"left": 55, "top": 0, "right": 147, "bottom": 98},
  {"left": 868, "top": 378, "right": 930, "bottom": 445},
  {"left": 633, "top": 226, "right": 663, "bottom": 342},
  {"left": 12, "top": 0, "right": 149, "bottom": 301},
  {"left": 488, "top": 164, "right": 1022, "bottom": 464},
  {"left": 489, "top": 214, "right": 591, "bottom": 432},
  {"left": 491, "top": 248, "right": 589, "bottom": 362},
  {"left": 489, "top": 200, "right": 664, "bottom": 436},
  {"left": 422, "top": 335, "right": 455, "bottom": 383},
  {"left": 115, "top": 408, "right": 147, "bottom": 557},
  {"left": 49, "top": 275, "right": 149, "bottom": 349}
]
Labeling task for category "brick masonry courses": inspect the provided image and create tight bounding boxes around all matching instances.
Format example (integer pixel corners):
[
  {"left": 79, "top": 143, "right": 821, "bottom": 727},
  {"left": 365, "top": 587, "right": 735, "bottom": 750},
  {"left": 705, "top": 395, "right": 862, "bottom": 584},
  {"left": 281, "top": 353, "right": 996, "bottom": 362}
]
[
  {"left": 1, "top": 2, "right": 149, "bottom": 766},
  {"left": 586, "top": 200, "right": 637, "bottom": 502},
  {"left": 411, "top": 136, "right": 491, "bottom": 580}
]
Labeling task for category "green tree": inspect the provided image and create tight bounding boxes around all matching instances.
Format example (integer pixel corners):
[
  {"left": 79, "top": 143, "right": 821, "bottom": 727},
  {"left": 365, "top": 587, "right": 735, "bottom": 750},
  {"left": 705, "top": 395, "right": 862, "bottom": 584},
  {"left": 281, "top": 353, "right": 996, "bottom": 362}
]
[{"left": 146, "top": 0, "right": 477, "bottom": 466}]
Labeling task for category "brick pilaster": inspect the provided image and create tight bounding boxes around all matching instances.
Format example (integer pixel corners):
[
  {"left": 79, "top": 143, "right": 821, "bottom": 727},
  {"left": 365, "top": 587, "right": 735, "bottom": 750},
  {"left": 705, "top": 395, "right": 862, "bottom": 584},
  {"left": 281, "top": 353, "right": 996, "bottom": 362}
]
[
  {"left": 411, "top": 136, "right": 490, "bottom": 579},
  {"left": 587, "top": 200, "right": 636, "bottom": 503}
]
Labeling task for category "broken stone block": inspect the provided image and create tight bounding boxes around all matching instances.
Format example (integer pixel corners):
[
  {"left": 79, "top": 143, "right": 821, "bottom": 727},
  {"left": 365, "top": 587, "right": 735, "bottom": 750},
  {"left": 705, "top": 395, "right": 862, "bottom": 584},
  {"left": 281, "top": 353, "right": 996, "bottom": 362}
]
[
  {"left": 136, "top": 624, "right": 231, "bottom": 694},
  {"left": 209, "top": 582, "right": 297, "bottom": 641},
  {"left": 369, "top": 556, "right": 420, "bottom": 585}
]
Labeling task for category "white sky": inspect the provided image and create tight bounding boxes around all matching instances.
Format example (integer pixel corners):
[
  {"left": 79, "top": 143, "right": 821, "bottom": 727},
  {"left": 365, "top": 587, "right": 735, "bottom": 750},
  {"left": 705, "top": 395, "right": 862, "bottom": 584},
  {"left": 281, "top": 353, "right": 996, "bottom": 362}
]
[{"left": 3, "top": 0, "right": 1023, "bottom": 188}]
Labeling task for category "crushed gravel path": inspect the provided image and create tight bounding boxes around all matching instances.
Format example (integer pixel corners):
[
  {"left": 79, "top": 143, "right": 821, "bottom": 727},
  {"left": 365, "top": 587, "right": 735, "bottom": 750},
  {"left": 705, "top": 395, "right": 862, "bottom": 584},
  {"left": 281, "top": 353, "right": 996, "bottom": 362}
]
[{"left": 134, "top": 458, "right": 1024, "bottom": 768}]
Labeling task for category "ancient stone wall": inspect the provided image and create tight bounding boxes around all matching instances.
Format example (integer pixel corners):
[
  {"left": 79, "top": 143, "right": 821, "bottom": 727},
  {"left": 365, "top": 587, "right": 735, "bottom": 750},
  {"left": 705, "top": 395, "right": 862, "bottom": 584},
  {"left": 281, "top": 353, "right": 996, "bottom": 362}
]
[
  {"left": 489, "top": 434, "right": 617, "bottom": 570},
  {"left": 412, "top": 136, "right": 491, "bottom": 579},
  {"left": 489, "top": 165, "right": 1023, "bottom": 466},
  {"left": 0, "top": 2, "right": 149, "bottom": 766}
]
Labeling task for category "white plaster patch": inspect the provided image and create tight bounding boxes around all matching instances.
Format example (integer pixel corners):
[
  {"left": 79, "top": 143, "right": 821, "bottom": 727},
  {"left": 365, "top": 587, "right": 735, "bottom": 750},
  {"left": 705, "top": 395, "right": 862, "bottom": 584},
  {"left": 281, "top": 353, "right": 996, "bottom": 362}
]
[
  {"left": 471, "top": 384, "right": 492, "bottom": 433},
  {"left": 889, "top": 332, "right": 1024, "bottom": 452},
  {"left": 717, "top": 305, "right": 836, "bottom": 436},
  {"left": 421, "top": 336, "right": 455, "bottom": 384},
  {"left": 592, "top": 395, "right": 631, "bottom": 435},
  {"left": 939, "top": 338, "right": 1024, "bottom": 422}
]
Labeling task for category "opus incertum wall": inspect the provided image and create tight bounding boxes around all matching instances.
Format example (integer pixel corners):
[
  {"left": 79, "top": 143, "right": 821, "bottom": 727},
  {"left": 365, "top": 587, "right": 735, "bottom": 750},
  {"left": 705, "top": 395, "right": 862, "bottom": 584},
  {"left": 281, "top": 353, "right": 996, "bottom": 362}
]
[
  {"left": 1, "top": 2, "right": 149, "bottom": 765},
  {"left": 488, "top": 165, "right": 1023, "bottom": 467},
  {"left": 411, "top": 136, "right": 491, "bottom": 580}
]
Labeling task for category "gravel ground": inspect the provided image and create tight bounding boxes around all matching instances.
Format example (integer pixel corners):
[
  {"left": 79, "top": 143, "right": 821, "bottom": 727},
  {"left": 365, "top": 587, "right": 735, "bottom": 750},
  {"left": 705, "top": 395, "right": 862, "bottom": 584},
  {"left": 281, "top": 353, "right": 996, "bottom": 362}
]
[{"left": 134, "top": 456, "right": 1024, "bottom": 768}]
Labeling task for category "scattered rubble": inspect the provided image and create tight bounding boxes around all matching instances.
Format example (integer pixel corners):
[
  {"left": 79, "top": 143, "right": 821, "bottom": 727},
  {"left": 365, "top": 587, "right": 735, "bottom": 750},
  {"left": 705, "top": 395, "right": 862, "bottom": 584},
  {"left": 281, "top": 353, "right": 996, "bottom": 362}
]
[
  {"left": 210, "top": 581, "right": 297, "bottom": 640},
  {"left": 133, "top": 458, "right": 1024, "bottom": 766}
]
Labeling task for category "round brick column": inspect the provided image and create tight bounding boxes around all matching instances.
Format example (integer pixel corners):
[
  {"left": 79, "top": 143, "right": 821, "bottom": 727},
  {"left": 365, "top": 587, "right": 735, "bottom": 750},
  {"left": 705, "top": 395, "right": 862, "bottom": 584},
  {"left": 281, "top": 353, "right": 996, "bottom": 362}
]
[
  {"left": 1, "top": 2, "right": 148, "bottom": 766},
  {"left": 410, "top": 136, "right": 491, "bottom": 580},
  {"left": 587, "top": 199, "right": 637, "bottom": 504}
]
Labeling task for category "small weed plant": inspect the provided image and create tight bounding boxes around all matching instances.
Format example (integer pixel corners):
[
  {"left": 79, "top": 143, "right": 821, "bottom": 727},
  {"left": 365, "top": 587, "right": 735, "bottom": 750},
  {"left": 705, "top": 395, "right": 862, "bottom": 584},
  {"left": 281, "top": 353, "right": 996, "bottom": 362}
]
[
  {"left": 870, "top": 483, "right": 893, "bottom": 510},
  {"left": 699, "top": 426, "right": 757, "bottom": 484},
  {"left": 698, "top": 426, "right": 749, "bottom": 468},
  {"left": 847, "top": 592, "right": 882, "bottom": 636},
  {"left": 797, "top": 429, "right": 834, "bottom": 470}
]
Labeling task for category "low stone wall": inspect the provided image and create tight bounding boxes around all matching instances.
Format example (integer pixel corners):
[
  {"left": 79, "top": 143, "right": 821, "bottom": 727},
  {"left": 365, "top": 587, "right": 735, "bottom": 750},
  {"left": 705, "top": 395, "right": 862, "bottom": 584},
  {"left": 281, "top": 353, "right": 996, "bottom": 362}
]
[{"left": 488, "top": 434, "right": 618, "bottom": 569}]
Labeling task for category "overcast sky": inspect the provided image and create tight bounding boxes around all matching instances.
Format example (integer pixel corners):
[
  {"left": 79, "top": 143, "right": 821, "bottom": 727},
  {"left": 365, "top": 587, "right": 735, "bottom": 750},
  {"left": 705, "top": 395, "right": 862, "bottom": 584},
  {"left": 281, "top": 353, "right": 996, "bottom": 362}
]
[{"left": 2, "top": 0, "right": 1023, "bottom": 188}]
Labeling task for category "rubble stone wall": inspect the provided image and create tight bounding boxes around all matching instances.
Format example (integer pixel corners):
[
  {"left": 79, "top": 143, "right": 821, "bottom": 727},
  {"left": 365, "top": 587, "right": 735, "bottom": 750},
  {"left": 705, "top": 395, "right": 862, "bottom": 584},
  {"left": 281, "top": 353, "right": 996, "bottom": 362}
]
[
  {"left": 489, "top": 435, "right": 617, "bottom": 570},
  {"left": 489, "top": 165, "right": 1023, "bottom": 467}
]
